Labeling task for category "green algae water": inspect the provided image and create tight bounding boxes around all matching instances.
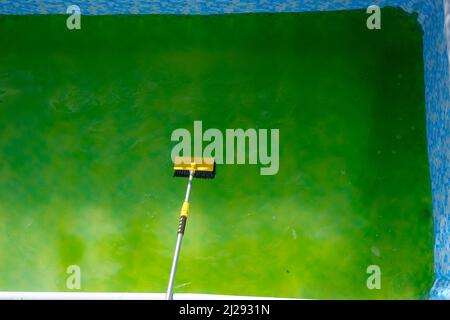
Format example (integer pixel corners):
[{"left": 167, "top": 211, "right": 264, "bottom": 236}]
[{"left": 0, "top": 8, "right": 433, "bottom": 299}]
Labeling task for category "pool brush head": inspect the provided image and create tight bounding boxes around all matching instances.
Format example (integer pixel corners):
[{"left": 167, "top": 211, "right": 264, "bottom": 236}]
[{"left": 173, "top": 157, "right": 216, "bottom": 179}]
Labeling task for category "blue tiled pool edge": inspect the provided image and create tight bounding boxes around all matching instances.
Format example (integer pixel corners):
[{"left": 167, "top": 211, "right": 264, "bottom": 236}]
[{"left": 0, "top": 0, "right": 449, "bottom": 299}]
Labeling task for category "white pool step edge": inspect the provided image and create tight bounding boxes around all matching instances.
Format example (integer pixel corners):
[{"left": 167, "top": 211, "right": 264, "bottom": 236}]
[{"left": 0, "top": 291, "right": 297, "bottom": 300}]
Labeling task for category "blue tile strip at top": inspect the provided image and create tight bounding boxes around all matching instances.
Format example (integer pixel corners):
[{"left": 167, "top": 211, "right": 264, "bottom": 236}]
[{"left": 0, "top": 0, "right": 449, "bottom": 299}]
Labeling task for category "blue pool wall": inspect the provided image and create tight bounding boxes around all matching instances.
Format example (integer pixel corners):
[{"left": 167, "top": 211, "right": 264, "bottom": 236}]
[{"left": 0, "top": 0, "right": 449, "bottom": 299}]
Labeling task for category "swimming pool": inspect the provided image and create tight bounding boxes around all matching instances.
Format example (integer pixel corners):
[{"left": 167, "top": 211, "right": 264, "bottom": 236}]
[{"left": 0, "top": 0, "right": 448, "bottom": 300}]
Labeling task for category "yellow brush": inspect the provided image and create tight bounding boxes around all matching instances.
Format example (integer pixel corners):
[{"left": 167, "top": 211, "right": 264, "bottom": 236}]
[
  {"left": 166, "top": 157, "right": 216, "bottom": 300},
  {"left": 173, "top": 156, "right": 216, "bottom": 179}
]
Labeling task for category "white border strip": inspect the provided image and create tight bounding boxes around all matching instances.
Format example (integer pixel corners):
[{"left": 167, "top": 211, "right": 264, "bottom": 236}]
[{"left": 0, "top": 292, "right": 294, "bottom": 300}]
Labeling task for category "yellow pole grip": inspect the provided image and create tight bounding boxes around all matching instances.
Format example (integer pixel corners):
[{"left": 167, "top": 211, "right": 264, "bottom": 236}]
[{"left": 180, "top": 201, "right": 190, "bottom": 218}]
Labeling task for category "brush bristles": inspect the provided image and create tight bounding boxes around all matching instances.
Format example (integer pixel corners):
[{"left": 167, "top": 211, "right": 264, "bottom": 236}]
[{"left": 173, "top": 162, "right": 216, "bottom": 179}]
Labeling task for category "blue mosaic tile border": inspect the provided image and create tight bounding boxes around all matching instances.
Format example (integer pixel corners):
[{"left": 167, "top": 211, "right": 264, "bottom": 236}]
[
  {"left": 0, "top": 0, "right": 448, "bottom": 299},
  {"left": 0, "top": 0, "right": 433, "bottom": 15}
]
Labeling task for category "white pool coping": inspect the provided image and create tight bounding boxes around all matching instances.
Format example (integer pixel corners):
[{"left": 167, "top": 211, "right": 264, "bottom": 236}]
[{"left": 0, "top": 291, "right": 294, "bottom": 300}]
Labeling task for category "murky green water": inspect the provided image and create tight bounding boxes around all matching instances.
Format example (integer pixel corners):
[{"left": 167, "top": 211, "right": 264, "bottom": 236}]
[{"left": 0, "top": 9, "right": 433, "bottom": 299}]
